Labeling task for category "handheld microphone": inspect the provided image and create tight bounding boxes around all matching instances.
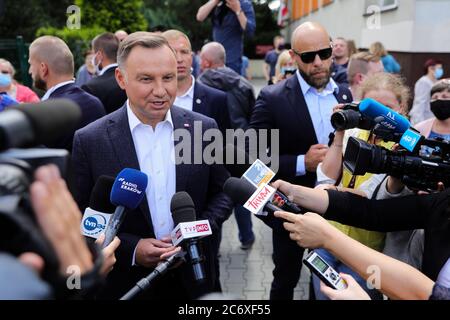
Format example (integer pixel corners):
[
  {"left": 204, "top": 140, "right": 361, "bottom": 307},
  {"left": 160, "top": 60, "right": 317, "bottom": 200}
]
[
  {"left": 81, "top": 175, "right": 115, "bottom": 239},
  {"left": 359, "top": 98, "right": 410, "bottom": 134},
  {"left": 0, "top": 99, "right": 81, "bottom": 151},
  {"left": 102, "top": 168, "right": 148, "bottom": 248},
  {"left": 170, "top": 192, "right": 210, "bottom": 283},
  {"left": 223, "top": 177, "right": 283, "bottom": 215},
  {"left": 223, "top": 144, "right": 302, "bottom": 214}
]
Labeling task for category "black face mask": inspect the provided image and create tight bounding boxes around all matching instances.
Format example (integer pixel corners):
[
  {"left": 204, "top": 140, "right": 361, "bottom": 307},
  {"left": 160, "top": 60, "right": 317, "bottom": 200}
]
[{"left": 431, "top": 99, "right": 450, "bottom": 120}]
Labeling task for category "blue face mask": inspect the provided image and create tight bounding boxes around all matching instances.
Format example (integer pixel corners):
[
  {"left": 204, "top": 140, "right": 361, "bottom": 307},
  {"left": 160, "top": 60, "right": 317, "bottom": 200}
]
[
  {"left": 0, "top": 73, "right": 12, "bottom": 87},
  {"left": 435, "top": 67, "right": 444, "bottom": 80}
]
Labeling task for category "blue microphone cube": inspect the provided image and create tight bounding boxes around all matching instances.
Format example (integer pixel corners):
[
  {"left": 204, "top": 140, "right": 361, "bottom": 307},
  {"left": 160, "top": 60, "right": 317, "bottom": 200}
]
[
  {"left": 359, "top": 98, "right": 410, "bottom": 134},
  {"left": 110, "top": 168, "right": 148, "bottom": 209}
]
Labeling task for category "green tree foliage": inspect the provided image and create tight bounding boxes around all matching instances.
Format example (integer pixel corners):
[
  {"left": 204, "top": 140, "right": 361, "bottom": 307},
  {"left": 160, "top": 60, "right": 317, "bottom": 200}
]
[
  {"left": 76, "top": 0, "right": 148, "bottom": 33},
  {"left": 36, "top": 26, "right": 106, "bottom": 69}
]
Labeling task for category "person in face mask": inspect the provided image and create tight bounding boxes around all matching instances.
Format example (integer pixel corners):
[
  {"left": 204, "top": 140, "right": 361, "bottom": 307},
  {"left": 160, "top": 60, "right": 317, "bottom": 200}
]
[
  {"left": 0, "top": 58, "right": 40, "bottom": 103},
  {"left": 415, "top": 79, "right": 450, "bottom": 145},
  {"left": 409, "top": 59, "right": 445, "bottom": 125}
]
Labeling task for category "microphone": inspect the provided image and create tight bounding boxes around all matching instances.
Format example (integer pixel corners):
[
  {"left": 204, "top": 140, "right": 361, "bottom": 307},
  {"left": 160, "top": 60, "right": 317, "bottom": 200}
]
[
  {"left": 223, "top": 144, "right": 302, "bottom": 214},
  {"left": 359, "top": 98, "right": 410, "bottom": 134},
  {"left": 170, "top": 192, "right": 210, "bottom": 283},
  {"left": 120, "top": 250, "right": 187, "bottom": 300},
  {"left": 223, "top": 177, "right": 283, "bottom": 215},
  {"left": 102, "top": 168, "right": 148, "bottom": 248},
  {"left": 0, "top": 99, "right": 81, "bottom": 151},
  {"left": 81, "top": 175, "right": 115, "bottom": 240}
]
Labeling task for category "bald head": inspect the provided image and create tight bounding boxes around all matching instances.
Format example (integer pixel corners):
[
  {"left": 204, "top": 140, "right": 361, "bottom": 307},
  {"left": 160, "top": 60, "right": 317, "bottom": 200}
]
[
  {"left": 29, "top": 36, "right": 74, "bottom": 76},
  {"left": 291, "top": 22, "right": 330, "bottom": 51},
  {"left": 115, "top": 30, "right": 128, "bottom": 42},
  {"left": 200, "top": 42, "right": 226, "bottom": 70}
]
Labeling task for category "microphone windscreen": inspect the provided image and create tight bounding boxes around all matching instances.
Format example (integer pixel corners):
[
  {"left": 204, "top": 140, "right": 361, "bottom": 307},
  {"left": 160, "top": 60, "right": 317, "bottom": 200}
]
[
  {"left": 89, "top": 175, "right": 115, "bottom": 213},
  {"left": 110, "top": 168, "right": 148, "bottom": 209},
  {"left": 17, "top": 99, "right": 82, "bottom": 145},
  {"left": 223, "top": 177, "right": 256, "bottom": 206},
  {"left": 171, "top": 191, "right": 196, "bottom": 225},
  {"left": 359, "top": 98, "right": 410, "bottom": 133},
  {"left": 223, "top": 144, "right": 254, "bottom": 178}
]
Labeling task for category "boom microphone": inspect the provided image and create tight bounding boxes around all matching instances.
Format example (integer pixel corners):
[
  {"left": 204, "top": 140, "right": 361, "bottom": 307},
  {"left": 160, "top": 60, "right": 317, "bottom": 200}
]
[{"left": 0, "top": 99, "right": 81, "bottom": 151}]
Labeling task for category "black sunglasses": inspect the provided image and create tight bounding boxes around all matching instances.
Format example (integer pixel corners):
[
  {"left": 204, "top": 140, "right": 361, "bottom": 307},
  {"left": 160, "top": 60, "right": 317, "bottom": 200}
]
[{"left": 292, "top": 47, "right": 333, "bottom": 64}]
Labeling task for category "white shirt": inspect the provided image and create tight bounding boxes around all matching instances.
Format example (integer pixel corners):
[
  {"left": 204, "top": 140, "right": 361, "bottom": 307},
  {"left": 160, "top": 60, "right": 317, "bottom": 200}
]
[
  {"left": 173, "top": 76, "right": 195, "bottom": 111},
  {"left": 41, "top": 80, "right": 75, "bottom": 101},
  {"left": 295, "top": 71, "right": 339, "bottom": 176},
  {"left": 127, "top": 101, "right": 176, "bottom": 240},
  {"left": 99, "top": 63, "right": 118, "bottom": 76}
]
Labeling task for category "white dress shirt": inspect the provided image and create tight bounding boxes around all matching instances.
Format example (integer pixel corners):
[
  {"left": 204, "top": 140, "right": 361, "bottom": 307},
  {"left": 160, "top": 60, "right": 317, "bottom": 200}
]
[
  {"left": 173, "top": 76, "right": 195, "bottom": 111},
  {"left": 295, "top": 70, "right": 339, "bottom": 176},
  {"left": 41, "top": 80, "right": 75, "bottom": 101},
  {"left": 127, "top": 101, "right": 176, "bottom": 240}
]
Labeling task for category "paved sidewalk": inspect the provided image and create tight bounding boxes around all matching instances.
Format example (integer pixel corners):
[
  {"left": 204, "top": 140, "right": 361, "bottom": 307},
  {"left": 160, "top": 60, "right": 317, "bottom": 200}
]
[{"left": 218, "top": 213, "right": 311, "bottom": 300}]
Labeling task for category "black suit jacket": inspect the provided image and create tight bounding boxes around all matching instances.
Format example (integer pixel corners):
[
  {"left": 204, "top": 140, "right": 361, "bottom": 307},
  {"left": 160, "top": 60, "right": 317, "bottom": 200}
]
[
  {"left": 192, "top": 81, "right": 230, "bottom": 133},
  {"left": 249, "top": 75, "right": 352, "bottom": 231},
  {"left": 48, "top": 83, "right": 105, "bottom": 151},
  {"left": 81, "top": 67, "right": 127, "bottom": 114},
  {"left": 250, "top": 75, "right": 352, "bottom": 187},
  {"left": 72, "top": 105, "right": 233, "bottom": 299}
]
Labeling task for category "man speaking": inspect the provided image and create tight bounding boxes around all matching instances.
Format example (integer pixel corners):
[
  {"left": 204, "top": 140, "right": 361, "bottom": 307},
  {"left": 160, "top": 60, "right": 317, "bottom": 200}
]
[{"left": 72, "top": 32, "right": 233, "bottom": 299}]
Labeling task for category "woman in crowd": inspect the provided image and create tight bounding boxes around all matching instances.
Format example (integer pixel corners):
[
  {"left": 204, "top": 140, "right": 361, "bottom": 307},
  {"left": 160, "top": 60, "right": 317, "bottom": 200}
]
[
  {"left": 272, "top": 50, "right": 296, "bottom": 84},
  {"left": 0, "top": 58, "right": 40, "bottom": 103},
  {"left": 370, "top": 42, "right": 401, "bottom": 74}
]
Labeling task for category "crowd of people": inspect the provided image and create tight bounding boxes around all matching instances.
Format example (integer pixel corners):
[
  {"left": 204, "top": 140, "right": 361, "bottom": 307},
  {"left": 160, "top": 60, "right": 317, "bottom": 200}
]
[{"left": 1, "top": 0, "right": 449, "bottom": 301}]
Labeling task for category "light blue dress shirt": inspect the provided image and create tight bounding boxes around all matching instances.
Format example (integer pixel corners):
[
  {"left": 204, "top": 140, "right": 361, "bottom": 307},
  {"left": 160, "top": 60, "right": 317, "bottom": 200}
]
[{"left": 295, "top": 70, "right": 339, "bottom": 176}]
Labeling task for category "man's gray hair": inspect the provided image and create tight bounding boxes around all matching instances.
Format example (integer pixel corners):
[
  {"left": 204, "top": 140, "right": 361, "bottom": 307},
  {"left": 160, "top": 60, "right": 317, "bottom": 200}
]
[
  {"left": 201, "top": 42, "right": 226, "bottom": 66},
  {"left": 117, "top": 32, "right": 175, "bottom": 69}
]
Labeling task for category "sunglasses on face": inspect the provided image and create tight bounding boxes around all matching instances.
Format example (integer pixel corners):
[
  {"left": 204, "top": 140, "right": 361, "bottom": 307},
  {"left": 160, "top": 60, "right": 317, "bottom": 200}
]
[{"left": 292, "top": 47, "right": 333, "bottom": 64}]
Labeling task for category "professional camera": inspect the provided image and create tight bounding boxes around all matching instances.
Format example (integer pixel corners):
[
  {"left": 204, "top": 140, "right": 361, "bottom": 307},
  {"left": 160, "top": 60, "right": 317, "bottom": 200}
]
[
  {"left": 0, "top": 99, "right": 81, "bottom": 290},
  {"left": 330, "top": 102, "right": 375, "bottom": 131},
  {"left": 344, "top": 136, "right": 450, "bottom": 191}
]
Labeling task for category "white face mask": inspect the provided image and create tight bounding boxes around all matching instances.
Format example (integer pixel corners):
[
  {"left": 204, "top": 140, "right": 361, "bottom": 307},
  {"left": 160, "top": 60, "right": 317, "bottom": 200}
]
[{"left": 91, "top": 53, "right": 102, "bottom": 75}]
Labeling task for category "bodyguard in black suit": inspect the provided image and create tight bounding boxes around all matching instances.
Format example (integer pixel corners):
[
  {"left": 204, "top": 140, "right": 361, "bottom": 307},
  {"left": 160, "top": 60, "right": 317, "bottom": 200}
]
[
  {"left": 27, "top": 35, "right": 105, "bottom": 151},
  {"left": 163, "top": 30, "right": 230, "bottom": 133},
  {"left": 72, "top": 33, "right": 232, "bottom": 299},
  {"left": 82, "top": 32, "right": 127, "bottom": 114},
  {"left": 249, "top": 22, "right": 352, "bottom": 300}
]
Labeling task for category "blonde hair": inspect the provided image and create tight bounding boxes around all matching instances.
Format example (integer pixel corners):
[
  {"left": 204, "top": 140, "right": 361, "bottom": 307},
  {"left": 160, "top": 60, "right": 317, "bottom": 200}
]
[
  {"left": 162, "top": 29, "right": 192, "bottom": 51},
  {"left": 369, "top": 42, "right": 388, "bottom": 58},
  {"left": 359, "top": 73, "right": 410, "bottom": 113},
  {"left": 273, "top": 50, "right": 293, "bottom": 83}
]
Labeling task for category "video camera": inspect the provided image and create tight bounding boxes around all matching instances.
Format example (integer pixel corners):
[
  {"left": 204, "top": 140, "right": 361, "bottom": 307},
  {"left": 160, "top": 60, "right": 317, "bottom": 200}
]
[
  {"left": 0, "top": 99, "right": 81, "bottom": 290},
  {"left": 344, "top": 124, "right": 450, "bottom": 191}
]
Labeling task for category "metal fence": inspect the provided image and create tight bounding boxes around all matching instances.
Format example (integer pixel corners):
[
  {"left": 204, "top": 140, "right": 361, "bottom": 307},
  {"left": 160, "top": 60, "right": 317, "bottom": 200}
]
[{"left": 0, "top": 36, "right": 32, "bottom": 88}]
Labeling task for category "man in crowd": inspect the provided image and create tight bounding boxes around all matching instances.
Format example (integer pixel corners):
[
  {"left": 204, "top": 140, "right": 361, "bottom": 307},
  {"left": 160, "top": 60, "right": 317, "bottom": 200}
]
[
  {"left": 196, "top": 0, "right": 256, "bottom": 74},
  {"left": 28, "top": 36, "right": 105, "bottom": 151},
  {"left": 331, "top": 37, "right": 350, "bottom": 87},
  {"left": 263, "top": 35, "right": 285, "bottom": 85},
  {"left": 347, "top": 51, "right": 385, "bottom": 99},
  {"left": 162, "top": 29, "right": 230, "bottom": 134},
  {"left": 72, "top": 32, "right": 233, "bottom": 299},
  {"left": 82, "top": 32, "right": 127, "bottom": 114},
  {"left": 249, "top": 22, "right": 352, "bottom": 300}
]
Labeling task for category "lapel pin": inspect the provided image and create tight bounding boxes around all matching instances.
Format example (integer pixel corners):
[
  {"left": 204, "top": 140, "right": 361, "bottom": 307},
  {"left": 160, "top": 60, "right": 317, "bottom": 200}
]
[
  {"left": 196, "top": 98, "right": 202, "bottom": 104},
  {"left": 343, "top": 94, "right": 348, "bottom": 101},
  {"left": 184, "top": 123, "right": 190, "bottom": 128}
]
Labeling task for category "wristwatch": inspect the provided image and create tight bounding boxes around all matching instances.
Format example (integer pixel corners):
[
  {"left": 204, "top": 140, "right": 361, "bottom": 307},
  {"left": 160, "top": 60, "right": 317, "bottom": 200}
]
[{"left": 236, "top": 9, "right": 242, "bottom": 16}]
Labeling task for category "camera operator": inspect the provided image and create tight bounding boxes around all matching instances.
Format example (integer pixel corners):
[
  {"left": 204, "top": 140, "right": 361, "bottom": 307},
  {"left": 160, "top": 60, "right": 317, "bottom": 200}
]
[
  {"left": 0, "top": 164, "right": 120, "bottom": 299},
  {"left": 273, "top": 210, "right": 450, "bottom": 300},
  {"left": 312, "top": 73, "right": 412, "bottom": 299}
]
